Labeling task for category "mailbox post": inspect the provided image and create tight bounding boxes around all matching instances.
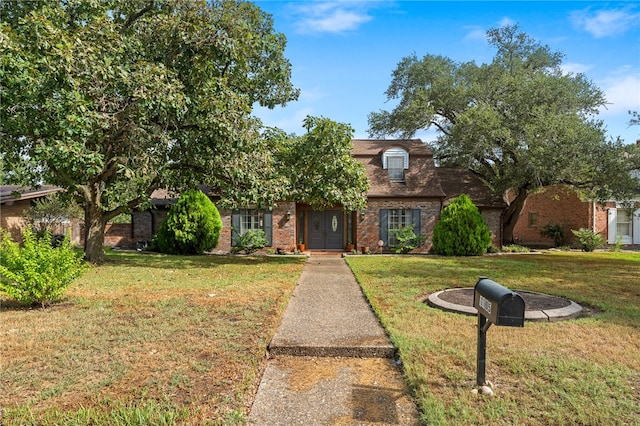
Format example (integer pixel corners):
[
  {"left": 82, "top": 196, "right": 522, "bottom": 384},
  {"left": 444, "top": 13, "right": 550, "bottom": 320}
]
[{"left": 473, "top": 277, "right": 525, "bottom": 386}]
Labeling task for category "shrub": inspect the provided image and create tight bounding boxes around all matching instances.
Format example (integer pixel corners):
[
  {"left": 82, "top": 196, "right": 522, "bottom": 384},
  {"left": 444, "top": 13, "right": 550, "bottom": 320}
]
[
  {"left": 571, "top": 228, "right": 606, "bottom": 252},
  {"left": 152, "top": 189, "right": 222, "bottom": 255},
  {"left": 540, "top": 223, "right": 565, "bottom": 247},
  {"left": 231, "top": 230, "right": 268, "bottom": 254},
  {"left": 432, "top": 194, "right": 492, "bottom": 256},
  {"left": 501, "top": 244, "right": 531, "bottom": 253},
  {"left": 390, "top": 225, "right": 426, "bottom": 254},
  {"left": 0, "top": 228, "right": 85, "bottom": 308}
]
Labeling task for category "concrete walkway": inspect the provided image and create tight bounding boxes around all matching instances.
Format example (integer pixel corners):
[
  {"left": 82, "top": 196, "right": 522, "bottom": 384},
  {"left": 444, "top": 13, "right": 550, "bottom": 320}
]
[{"left": 248, "top": 255, "right": 420, "bottom": 425}]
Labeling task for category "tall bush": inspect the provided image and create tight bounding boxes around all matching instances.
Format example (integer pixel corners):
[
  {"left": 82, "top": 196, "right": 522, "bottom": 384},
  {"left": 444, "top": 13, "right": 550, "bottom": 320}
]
[
  {"left": 0, "top": 229, "right": 85, "bottom": 308},
  {"left": 152, "top": 189, "right": 222, "bottom": 255},
  {"left": 571, "top": 228, "right": 606, "bottom": 252},
  {"left": 540, "top": 223, "right": 566, "bottom": 247},
  {"left": 432, "top": 194, "right": 492, "bottom": 256}
]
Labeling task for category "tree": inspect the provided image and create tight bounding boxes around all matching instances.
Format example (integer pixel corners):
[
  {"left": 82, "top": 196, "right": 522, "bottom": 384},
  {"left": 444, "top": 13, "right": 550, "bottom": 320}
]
[
  {"left": 369, "top": 24, "right": 639, "bottom": 243},
  {"left": 275, "top": 116, "right": 369, "bottom": 211},
  {"left": 152, "top": 189, "right": 222, "bottom": 255},
  {"left": 0, "top": 0, "right": 299, "bottom": 262},
  {"left": 23, "top": 192, "right": 83, "bottom": 236},
  {"left": 432, "top": 194, "right": 492, "bottom": 256}
]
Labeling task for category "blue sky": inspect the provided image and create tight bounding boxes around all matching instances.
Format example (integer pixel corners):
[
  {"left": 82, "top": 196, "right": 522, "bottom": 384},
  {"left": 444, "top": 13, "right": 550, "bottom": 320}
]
[{"left": 252, "top": 1, "right": 640, "bottom": 145}]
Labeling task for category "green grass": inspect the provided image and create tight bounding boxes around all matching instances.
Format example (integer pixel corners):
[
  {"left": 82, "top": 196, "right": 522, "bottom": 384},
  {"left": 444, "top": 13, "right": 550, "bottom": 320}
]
[
  {"left": 0, "top": 252, "right": 306, "bottom": 425},
  {"left": 346, "top": 251, "right": 640, "bottom": 426}
]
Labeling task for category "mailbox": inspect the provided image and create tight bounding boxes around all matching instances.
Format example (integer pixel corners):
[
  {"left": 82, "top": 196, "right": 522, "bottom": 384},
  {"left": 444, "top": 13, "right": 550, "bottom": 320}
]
[{"left": 474, "top": 278, "right": 525, "bottom": 327}]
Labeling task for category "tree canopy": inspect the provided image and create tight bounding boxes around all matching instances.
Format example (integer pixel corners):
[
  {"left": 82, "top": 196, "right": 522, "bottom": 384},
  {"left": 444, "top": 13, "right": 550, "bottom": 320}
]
[
  {"left": 1, "top": 0, "right": 367, "bottom": 262},
  {"left": 369, "top": 25, "right": 639, "bottom": 242}
]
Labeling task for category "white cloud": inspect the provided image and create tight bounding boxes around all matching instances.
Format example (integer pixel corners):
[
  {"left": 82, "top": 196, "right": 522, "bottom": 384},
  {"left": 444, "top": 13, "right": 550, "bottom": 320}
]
[
  {"left": 291, "top": 2, "right": 373, "bottom": 34},
  {"left": 598, "top": 67, "right": 640, "bottom": 116},
  {"left": 571, "top": 6, "right": 640, "bottom": 38},
  {"left": 561, "top": 62, "right": 592, "bottom": 75}
]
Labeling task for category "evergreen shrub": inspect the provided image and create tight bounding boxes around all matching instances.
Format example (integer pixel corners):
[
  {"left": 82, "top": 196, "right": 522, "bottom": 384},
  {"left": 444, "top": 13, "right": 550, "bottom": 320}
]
[
  {"left": 432, "top": 194, "right": 492, "bottom": 256},
  {"left": 152, "top": 189, "right": 222, "bottom": 255}
]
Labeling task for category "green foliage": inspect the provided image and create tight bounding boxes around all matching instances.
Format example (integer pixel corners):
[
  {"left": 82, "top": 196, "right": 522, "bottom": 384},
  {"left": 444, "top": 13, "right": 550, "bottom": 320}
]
[
  {"left": 571, "top": 228, "right": 606, "bottom": 252},
  {"left": 610, "top": 236, "right": 624, "bottom": 252},
  {"left": 152, "top": 190, "right": 222, "bottom": 255},
  {"left": 275, "top": 116, "right": 369, "bottom": 211},
  {"left": 0, "top": 0, "right": 298, "bottom": 262},
  {"left": 432, "top": 194, "right": 492, "bottom": 256},
  {"left": 369, "top": 24, "right": 640, "bottom": 243},
  {"left": 389, "top": 226, "right": 426, "bottom": 254},
  {"left": 0, "top": 228, "right": 85, "bottom": 308},
  {"left": 540, "top": 223, "right": 566, "bottom": 247},
  {"left": 501, "top": 244, "right": 531, "bottom": 253},
  {"left": 22, "top": 192, "right": 82, "bottom": 235},
  {"left": 231, "top": 230, "right": 268, "bottom": 254}
]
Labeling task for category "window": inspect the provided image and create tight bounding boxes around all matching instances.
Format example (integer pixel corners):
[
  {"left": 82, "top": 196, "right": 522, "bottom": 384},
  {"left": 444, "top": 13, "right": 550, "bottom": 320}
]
[
  {"left": 387, "top": 156, "right": 405, "bottom": 182},
  {"left": 616, "top": 209, "right": 631, "bottom": 238},
  {"left": 232, "top": 209, "right": 273, "bottom": 246},
  {"left": 380, "top": 208, "right": 420, "bottom": 247},
  {"left": 241, "top": 209, "right": 262, "bottom": 234},
  {"left": 528, "top": 212, "right": 538, "bottom": 227},
  {"left": 382, "top": 147, "right": 408, "bottom": 182}
]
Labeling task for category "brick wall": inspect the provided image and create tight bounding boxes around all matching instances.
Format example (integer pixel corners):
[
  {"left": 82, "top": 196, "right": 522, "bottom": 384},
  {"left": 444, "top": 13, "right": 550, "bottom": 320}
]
[
  {"left": 0, "top": 201, "right": 28, "bottom": 241},
  {"left": 358, "top": 199, "right": 442, "bottom": 252},
  {"left": 512, "top": 185, "right": 606, "bottom": 247}
]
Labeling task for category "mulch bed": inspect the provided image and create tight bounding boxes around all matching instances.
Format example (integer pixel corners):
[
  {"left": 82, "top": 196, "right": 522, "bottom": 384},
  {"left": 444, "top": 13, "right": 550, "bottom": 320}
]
[{"left": 436, "top": 288, "right": 571, "bottom": 310}]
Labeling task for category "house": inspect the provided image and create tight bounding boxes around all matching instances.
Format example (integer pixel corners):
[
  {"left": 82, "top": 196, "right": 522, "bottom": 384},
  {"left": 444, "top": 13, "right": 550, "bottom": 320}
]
[
  {"left": 512, "top": 183, "right": 640, "bottom": 248},
  {"left": 0, "top": 185, "right": 66, "bottom": 241},
  {"left": 133, "top": 139, "right": 506, "bottom": 253}
]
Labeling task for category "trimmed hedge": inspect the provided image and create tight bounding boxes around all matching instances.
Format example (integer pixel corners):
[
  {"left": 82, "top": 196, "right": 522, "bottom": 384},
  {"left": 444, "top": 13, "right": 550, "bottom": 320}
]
[
  {"left": 152, "top": 189, "right": 222, "bottom": 255},
  {"left": 432, "top": 194, "right": 491, "bottom": 256}
]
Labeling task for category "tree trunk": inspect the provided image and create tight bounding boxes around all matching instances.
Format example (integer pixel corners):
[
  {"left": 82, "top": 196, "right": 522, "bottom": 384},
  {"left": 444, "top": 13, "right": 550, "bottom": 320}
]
[
  {"left": 502, "top": 188, "right": 529, "bottom": 245},
  {"left": 83, "top": 186, "right": 108, "bottom": 264}
]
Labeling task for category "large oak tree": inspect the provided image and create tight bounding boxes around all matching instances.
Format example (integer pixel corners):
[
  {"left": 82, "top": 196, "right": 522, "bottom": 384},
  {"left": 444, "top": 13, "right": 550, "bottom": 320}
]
[
  {"left": 0, "top": 0, "right": 309, "bottom": 262},
  {"left": 369, "top": 25, "right": 639, "bottom": 243}
]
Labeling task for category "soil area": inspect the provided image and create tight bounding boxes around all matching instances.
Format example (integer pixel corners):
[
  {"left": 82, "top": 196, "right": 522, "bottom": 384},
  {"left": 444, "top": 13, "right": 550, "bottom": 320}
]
[{"left": 436, "top": 288, "right": 571, "bottom": 310}]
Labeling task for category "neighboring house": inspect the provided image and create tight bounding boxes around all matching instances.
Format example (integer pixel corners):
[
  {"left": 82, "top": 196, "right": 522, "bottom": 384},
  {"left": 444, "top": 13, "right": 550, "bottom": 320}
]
[
  {"left": 512, "top": 183, "right": 640, "bottom": 247},
  {"left": 133, "top": 139, "right": 506, "bottom": 253},
  {"left": 0, "top": 185, "right": 66, "bottom": 241}
]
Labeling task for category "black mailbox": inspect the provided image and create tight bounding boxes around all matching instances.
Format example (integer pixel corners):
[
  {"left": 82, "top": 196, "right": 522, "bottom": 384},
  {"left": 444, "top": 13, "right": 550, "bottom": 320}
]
[{"left": 474, "top": 278, "right": 525, "bottom": 327}]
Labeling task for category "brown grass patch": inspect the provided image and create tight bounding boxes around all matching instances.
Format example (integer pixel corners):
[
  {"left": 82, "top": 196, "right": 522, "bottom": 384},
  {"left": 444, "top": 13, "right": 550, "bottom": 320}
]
[{"left": 0, "top": 252, "right": 306, "bottom": 424}]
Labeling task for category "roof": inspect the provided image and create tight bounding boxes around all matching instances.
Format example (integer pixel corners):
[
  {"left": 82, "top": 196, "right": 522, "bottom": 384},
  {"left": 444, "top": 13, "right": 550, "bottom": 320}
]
[
  {"left": 437, "top": 168, "right": 505, "bottom": 209},
  {"left": 0, "top": 185, "right": 64, "bottom": 205},
  {"left": 352, "top": 139, "right": 445, "bottom": 198}
]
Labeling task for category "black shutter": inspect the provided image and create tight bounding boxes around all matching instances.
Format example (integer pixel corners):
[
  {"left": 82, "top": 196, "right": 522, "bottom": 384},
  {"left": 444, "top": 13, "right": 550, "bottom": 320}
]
[
  {"left": 380, "top": 209, "right": 388, "bottom": 245},
  {"left": 412, "top": 209, "right": 421, "bottom": 235},
  {"left": 263, "top": 210, "right": 273, "bottom": 246},
  {"left": 231, "top": 209, "right": 240, "bottom": 246}
]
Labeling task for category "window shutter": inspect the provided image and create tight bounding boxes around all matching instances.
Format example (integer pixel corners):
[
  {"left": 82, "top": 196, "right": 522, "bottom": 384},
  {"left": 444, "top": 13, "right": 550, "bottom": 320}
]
[
  {"left": 380, "top": 209, "right": 388, "bottom": 245},
  {"left": 412, "top": 209, "right": 421, "bottom": 234},
  {"left": 607, "top": 208, "right": 617, "bottom": 244},
  {"left": 231, "top": 209, "right": 240, "bottom": 246},
  {"left": 263, "top": 210, "right": 273, "bottom": 246}
]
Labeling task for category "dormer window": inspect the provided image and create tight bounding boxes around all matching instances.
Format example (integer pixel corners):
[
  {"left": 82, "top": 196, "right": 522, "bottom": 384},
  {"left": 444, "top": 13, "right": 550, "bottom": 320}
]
[{"left": 382, "top": 147, "right": 408, "bottom": 182}]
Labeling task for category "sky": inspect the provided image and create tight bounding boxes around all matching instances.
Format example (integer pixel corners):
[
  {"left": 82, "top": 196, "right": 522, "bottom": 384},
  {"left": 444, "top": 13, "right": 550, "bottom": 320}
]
[{"left": 252, "top": 1, "right": 640, "bottom": 145}]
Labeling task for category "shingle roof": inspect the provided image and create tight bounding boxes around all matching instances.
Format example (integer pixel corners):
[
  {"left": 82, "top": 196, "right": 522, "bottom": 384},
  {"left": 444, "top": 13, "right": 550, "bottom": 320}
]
[
  {"left": 0, "top": 185, "right": 63, "bottom": 204},
  {"left": 352, "top": 139, "right": 445, "bottom": 198},
  {"left": 437, "top": 168, "right": 505, "bottom": 209}
]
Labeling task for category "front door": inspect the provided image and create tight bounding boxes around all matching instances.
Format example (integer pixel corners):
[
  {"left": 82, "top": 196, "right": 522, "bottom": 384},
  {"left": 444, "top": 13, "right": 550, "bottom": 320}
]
[{"left": 308, "top": 210, "right": 343, "bottom": 250}]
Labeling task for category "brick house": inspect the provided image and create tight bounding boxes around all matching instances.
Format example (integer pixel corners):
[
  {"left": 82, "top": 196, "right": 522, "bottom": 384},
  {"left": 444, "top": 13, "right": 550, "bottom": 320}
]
[
  {"left": 512, "top": 184, "right": 640, "bottom": 247},
  {"left": 0, "top": 185, "right": 82, "bottom": 243},
  {"left": 133, "top": 139, "right": 506, "bottom": 253}
]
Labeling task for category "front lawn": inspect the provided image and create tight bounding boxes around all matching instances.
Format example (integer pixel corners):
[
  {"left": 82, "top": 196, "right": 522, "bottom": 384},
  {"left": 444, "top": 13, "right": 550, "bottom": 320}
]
[
  {"left": 347, "top": 251, "right": 640, "bottom": 425},
  {"left": 0, "top": 252, "right": 306, "bottom": 425}
]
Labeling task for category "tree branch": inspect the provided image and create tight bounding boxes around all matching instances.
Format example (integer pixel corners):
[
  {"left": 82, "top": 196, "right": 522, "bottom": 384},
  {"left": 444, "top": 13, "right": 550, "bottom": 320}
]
[{"left": 123, "top": 1, "right": 155, "bottom": 30}]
